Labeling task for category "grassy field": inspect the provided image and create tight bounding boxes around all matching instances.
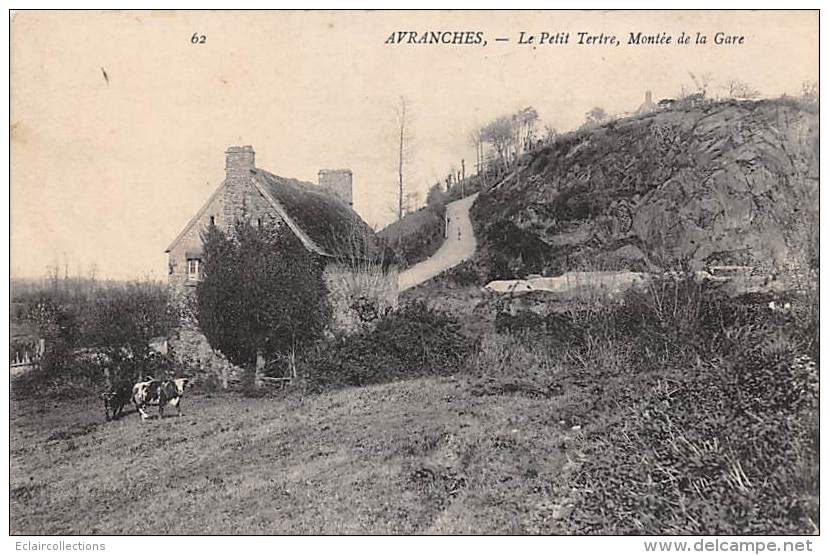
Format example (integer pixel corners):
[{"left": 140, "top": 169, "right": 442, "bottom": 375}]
[
  {"left": 10, "top": 373, "right": 580, "bottom": 535},
  {"left": 11, "top": 276, "right": 818, "bottom": 535}
]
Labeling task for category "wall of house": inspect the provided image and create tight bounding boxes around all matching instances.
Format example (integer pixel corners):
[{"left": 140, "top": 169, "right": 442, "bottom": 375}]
[
  {"left": 167, "top": 163, "right": 284, "bottom": 385},
  {"left": 167, "top": 146, "right": 395, "bottom": 385},
  {"left": 323, "top": 262, "right": 399, "bottom": 332},
  {"left": 166, "top": 284, "right": 242, "bottom": 387},
  {"left": 168, "top": 182, "right": 282, "bottom": 287}
]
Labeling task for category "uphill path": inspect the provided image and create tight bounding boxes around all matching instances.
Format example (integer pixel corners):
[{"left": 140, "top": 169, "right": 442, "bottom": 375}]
[{"left": 397, "top": 193, "right": 479, "bottom": 292}]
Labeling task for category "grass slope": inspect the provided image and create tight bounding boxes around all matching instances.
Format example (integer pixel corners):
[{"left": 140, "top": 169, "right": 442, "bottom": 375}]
[{"left": 11, "top": 376, "right": 575, "bottom": 535}]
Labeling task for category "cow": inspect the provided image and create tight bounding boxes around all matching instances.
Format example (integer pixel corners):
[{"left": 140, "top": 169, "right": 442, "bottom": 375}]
[
  {"left": 101, "top": 382, "right": 133, "bottom": 421},
  {"left": 132, "top": 377, "right": 190, "bottom": 420}
]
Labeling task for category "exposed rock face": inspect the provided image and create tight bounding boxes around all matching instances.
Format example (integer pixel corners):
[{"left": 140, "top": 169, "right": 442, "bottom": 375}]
[{"left": 472, "top": 99, "right": 818, "bottom": 280}]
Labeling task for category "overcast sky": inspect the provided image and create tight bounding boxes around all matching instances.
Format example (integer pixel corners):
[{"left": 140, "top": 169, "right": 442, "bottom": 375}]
[{"left": 11, "top": 10, "right": 817, "bottom": 279}]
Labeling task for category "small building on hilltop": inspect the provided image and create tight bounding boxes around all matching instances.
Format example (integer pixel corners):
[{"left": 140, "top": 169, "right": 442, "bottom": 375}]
[
  {"left": 165, "top": 145, "right": 398, "bottom": 382},
  {"left": 635, "top": 90, "right": 656, "bottom": 116}
]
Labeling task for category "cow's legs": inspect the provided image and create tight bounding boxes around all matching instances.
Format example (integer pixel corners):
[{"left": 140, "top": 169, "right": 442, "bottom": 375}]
[
  {"left": 103, "top": 400, "right": 112, "bottom": 422},
  {"left": 135, "top": 402, "right": 150, "bottom": 420},
  {"left": 170, "top": 397, "right": 182, "bottom": 417}
]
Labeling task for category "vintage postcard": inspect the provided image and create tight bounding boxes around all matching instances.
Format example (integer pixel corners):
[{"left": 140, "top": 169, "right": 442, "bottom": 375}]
[{"left": 8, "top": 9, "right": 819, "bottom": 544}]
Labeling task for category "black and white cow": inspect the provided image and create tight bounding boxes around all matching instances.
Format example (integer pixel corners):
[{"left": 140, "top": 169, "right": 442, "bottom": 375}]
[
  {"left": 101, "top": 382, "right": 133, "bottom": 421},
  {"left": 132, "top": 378, "right": 190, "bottom": 420}
]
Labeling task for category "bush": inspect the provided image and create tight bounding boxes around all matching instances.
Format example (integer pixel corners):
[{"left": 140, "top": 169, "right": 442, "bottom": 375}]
[
  {"left": 84, "top": 282, "right": 171, "bottom": 385},
  {"left": 299, "top": 302, "right": 474, "bottom": 392},
  {"left": 26, "top": 296, "right": 80, "bottom": 374},
  {"left": 483, "top": 219, "right": 550, "bottom": 279},
  {"left": 197, "top": 222, "right": 331, "bottom": 369},
  {"left": 378, "top": 204, "right": 447, "bottom": 268},
  {"left": 12, "top": 281, "right": 172, "bottom": 402},
  {"left": 440, "top": 260, "right": 481, "bottom": 287},
  {"left": 563, "top": 278, "right": 819, "bottom": 534}
]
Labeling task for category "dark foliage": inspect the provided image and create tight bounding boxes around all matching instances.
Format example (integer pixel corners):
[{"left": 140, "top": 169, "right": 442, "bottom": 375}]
[
  {"left": 378, "top": 204, "right": 447, "bottom": 268},
  {"left": 441, "top": 260, "right": 481, "bottom": 287},
  {"left": 196, "top": 222, "right": 332, "bottom": 368},
  {"left": 299, "top": 302, "right": 474, "bottom": 392},
  {"left": 13, "top": 281, "right": 172, "bottom": 401},
  {"left": 84, "top": 283, "right": 171, "bottom": 384},
  {"left": 426, "top": 182, "right": 448, "bottom": 207},
  {"left": 483, "top": 219, "right": 550, "bottom": 279},
  {"left": 26, "top": 296, "right": 80, "bottom": 374}
]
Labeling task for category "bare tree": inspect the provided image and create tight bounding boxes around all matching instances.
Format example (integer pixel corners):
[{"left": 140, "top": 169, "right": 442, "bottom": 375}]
[
  {"left": 469, "top": 128, "right": 487, "bottom": 187},
  {"left": 725, "top": 79, "right": 760, "bottom": 99},
  {"left": 687, "top": 71, "right": 715, "bottom": 98},
  {"left": 514, "top": 107, "right": 539, "bottom": 155},
  {"left": 543, "top": 124, "right": 558, "bottom": 145},
  {"left": 395, "top": 96, "right": 413, "bottom": 223},
  {"left": 481, "top": 116, "right": 515, "bottom": 173},
  {"left": 583, "top": 106, "right": 609, "bottom": 127},
  {"left": 802, "top": 80, "right": 818, "bottom": 101}
]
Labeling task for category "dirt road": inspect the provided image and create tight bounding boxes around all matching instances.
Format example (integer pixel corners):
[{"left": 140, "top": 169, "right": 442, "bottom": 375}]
[{"left": 398, "top": 193, "right": 478, "bottom": 291}]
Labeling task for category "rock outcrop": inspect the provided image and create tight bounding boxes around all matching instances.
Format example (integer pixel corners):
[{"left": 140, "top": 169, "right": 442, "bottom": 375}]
[{"left": 471, "top": 98, "right": 818, "bottom": 282}]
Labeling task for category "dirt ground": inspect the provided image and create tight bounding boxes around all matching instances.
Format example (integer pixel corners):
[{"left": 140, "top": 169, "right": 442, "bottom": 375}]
[{"left": 10, "top": 374, "right": 577, "bottom": 535}]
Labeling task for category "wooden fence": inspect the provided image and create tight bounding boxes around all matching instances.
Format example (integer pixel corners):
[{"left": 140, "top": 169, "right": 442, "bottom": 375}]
[{"left": 10, "top": 338, "right": 45, "bottom": 369}]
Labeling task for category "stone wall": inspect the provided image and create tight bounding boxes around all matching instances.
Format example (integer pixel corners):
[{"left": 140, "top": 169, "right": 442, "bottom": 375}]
[
  {"left": 323, "top": 262, "right": 399, "bottom": 332},
  {"left": 168, "top": 178, "right": 282, "bottom": 288},
  {"left": 166, "top": 283, "right": 244, "bottom": 387}
]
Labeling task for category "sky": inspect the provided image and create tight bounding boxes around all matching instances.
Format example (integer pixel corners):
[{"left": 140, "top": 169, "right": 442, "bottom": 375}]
[{"left": 10, "top": 10, "right": 818, "bottom": 279}]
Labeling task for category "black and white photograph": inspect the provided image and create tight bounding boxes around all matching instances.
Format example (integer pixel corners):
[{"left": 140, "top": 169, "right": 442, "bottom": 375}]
[{"left": 7, "top": 8, "right": 821, "bottom": 544}]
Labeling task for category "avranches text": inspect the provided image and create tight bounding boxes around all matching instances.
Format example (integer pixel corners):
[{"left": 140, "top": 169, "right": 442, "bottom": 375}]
[{"left": 384, "top": 30, "right": 746, "bottom": 47}]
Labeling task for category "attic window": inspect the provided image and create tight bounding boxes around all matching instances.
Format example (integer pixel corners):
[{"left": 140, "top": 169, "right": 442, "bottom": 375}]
[{"left": 187, "top": 259, "right": 201, "bottom": 281}]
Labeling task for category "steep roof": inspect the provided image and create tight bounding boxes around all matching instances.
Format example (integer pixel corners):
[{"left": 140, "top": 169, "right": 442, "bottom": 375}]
[
  {"left": 253, "top": 169, "right": 382, "bottom": 262},
  {"left": 166, "top": 168, "right": 388, "bottom": 265}
]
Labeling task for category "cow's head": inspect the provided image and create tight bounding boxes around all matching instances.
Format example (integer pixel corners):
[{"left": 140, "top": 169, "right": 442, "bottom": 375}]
[{"left": 173, "top": 378, "right": 190, "bottom": 395}]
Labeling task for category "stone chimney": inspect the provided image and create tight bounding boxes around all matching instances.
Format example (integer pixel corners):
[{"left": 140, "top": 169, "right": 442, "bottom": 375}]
[
  {"left": 318, "top": 169, "right": 353, "bottom": 208},
  {"left": 645, "top": 90, "right": 653, "bottom": 104},
  {"left": 225, "top": 145, "right": 255, "bottom": 176},
  {"left": 223, "top": 145, "right": 255, "bottom": 226}
]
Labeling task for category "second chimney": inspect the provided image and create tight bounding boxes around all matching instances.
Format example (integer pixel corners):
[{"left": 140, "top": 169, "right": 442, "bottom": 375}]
[{"left": 225, "top": 145, "right": 255, "bottom": 176}]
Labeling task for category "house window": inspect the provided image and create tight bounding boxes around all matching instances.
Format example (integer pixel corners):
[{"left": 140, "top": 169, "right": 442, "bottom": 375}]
[
  {"left": 210, "top": 216, "right": 215, "bottom": 226},
  {"left": 257, "top": 218, "right": 262, "bottom": 229},
  {"left": 187, "top": 258, "right": 201, "bottom": 281}
]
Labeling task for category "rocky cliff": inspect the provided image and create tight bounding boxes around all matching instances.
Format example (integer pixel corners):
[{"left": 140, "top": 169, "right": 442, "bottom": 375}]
[{"left": 471, "top": 98, "right": 818, "bottom": 281}]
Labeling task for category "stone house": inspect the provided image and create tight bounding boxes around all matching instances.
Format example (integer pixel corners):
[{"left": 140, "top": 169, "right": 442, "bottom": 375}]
[{"left": 165, "top": 145, "right": 398, "bottom": 380}]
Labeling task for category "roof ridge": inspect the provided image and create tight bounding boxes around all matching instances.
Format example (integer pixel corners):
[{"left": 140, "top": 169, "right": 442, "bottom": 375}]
[{"left": 250, "top": 169, "right": 331, "bottom": 257}]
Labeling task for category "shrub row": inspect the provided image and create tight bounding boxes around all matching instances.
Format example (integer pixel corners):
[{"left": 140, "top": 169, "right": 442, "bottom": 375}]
[
  {"left": 493, "top": 277, "right": 818, "bottom": 534},
  {"left": 298, "top": 302, "right": 474, "bottom": 392}
]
